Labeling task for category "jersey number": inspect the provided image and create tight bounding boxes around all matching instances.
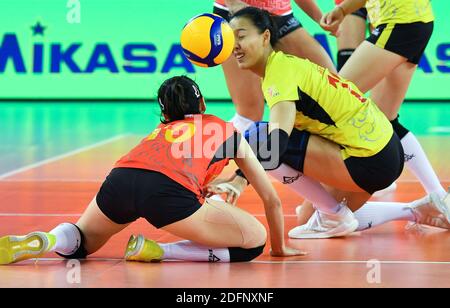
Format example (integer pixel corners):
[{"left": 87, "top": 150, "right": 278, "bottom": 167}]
[
  {"left": 146, "top": 123, "right": 196, "bottom": 143},
  {"left": 327, "top": 72, "right": 367, "bottom": 103}
]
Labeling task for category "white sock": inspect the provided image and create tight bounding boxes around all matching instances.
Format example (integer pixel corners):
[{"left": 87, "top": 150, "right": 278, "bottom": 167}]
[
  {"left": 269, "top": 164, "right": 341, "bottom": 214},
  {"left": 159, "top": 240, "right": 230, "bottom": 262},
  {"left": 229, "top": 113, "right": 254, "bottom": 133},
  {"left": 49, "top": 223, "right": 81, "bottom": 255},
  {"left": 354, "top": 201, "right": 415, "bottom": 231},
  {"left": 401, "top": 132, "right": 446, "bottom": 199}
]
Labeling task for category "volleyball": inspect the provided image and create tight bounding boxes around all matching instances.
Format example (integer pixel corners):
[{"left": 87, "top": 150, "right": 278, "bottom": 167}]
[{"left": 180, "top": 13, "right": 235, "bottom": 67}]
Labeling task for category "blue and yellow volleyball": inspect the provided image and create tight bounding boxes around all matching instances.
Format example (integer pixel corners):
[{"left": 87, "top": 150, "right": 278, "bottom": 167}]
[{"left": 180, "top": 13, "right": 235, "bottom": 67}]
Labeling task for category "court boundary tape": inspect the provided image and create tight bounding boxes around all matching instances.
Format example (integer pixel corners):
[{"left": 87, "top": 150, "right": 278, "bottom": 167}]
[{"left": 0, "top": 134, "right": 131, "bottom": 180}]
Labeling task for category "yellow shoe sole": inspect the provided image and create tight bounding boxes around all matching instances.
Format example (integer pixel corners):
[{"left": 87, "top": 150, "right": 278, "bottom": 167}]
[
  {"left": 124, "top": 235, "right": 163, "bottom": 263},
  {"left": 0, "top": 232, "right": 50, "bottom": 265}
]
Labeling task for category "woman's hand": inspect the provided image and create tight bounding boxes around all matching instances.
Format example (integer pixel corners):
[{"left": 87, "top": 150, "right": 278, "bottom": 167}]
[
  {"left": 320, "top": 6, "right": 346, "bottom": 37},
  {"left": 205, "top": 174, "right": 248, "bottom": 205},
  {"left": 270, "top": 246, "right": 308, "bottom": 257}
]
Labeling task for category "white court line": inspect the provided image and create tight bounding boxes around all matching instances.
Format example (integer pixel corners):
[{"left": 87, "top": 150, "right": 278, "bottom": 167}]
[
  {"left": 0, "top": 213, "right": 82, "bottom": 217},
  {"left": 0, "top": 134, "right": 131, "bottom": 180},
  {"left": 27, "top": 258, "right": 450, "bottom": 265},
  {"left": 0, "top": 213, "right": 299, "bottom": 217},
  {"left": 429, "top": 126, "right": 450, "bottom": 133},
  {"left": 0, "top": 213, "right": 295, "bottom": 217},
  {"left": 0, "top": 179, "right": 103, "bottom": 183}
]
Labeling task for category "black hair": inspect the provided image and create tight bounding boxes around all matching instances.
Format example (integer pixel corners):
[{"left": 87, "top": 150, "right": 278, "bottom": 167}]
[
  {"left": 231, "top": 7, "right": 279, "bottom": 46},
  {"left": 157, "top": 76, "right": 203, "bottom": 124}
]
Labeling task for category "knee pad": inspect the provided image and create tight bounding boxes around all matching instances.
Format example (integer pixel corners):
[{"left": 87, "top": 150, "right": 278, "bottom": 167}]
[
  {"left": 390, "top": 116, "right": 410, "bottom": 140},
  {"left": 244, "top": 122, "right": 310, "bottom": 172},
  {"left": 228, "top": 244, "right": 265, "bottom": 262},
  {"left": 55, "top": 224, "right": 88, "bottom": 259},
  {"left": 282, "top": 128, "right": 310, "bottom": 172},
  {"left": 243, "top": 121, "right": 269, "bottom": 154}
]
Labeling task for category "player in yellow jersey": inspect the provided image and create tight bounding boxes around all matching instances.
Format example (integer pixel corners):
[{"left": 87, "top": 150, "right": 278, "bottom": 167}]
[
  {"left": 317, "top": 0, "right": 447, "bottom": 225},
  {"left": 218, "top": 7, "right": 450, "bottom": 238},
  {"left": 213, "top": 0, "right": 336, "bottom": 133}
]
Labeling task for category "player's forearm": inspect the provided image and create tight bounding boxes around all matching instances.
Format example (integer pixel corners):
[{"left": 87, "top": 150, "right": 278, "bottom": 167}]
[
  {"left": 293, "top": 0, "right": 323, "bottom": 24},
  {"left": 263, "top": 196, "right": 285, "bottom": 253},
  {"left": 337, "top": 0, "right": 367, "bottom": 16}
]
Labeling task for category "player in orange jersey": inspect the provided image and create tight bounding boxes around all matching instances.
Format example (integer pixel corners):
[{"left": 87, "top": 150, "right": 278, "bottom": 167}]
[{"left": 0, "top": 76, "right": 304, "bottom": 265}]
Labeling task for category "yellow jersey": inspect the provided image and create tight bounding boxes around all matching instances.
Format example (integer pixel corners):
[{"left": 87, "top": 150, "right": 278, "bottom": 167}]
[
  {"left": 366, "top": 0, "right": 434, "bottom": 27},
  {"left": 262, "top": 51, "right": 393, "bottom": 160}
]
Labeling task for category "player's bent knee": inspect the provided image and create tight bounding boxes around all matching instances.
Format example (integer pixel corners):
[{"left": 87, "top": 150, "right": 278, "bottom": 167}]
[
  {"left": 390, "top": 116, "right": 410, "bottom": 140},
  {"left": 55, "top": 224, "right": 88, "bottom": 259},
  {"left": 239, "top": 214, "right": 267, "bottom": 249},
  {"left": 228, "top": 244, "right": 266, "bottom": 262}
]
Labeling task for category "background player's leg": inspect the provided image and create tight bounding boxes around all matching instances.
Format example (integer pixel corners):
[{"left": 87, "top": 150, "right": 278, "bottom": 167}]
[
  {"left": 276, "top": 27, "right": 337, "bottom": 74},
  {"left": 339, "top": 41, "right": 405, "bottom": 93},
  {"left": 221, "top": 55, "right": 265, "bottom": 131},
  {"left": 336, "top": 14, "right": 366, "bottom": 71},
  {"left": 371, "top": 63, "right": 447, "bottom": 198}
]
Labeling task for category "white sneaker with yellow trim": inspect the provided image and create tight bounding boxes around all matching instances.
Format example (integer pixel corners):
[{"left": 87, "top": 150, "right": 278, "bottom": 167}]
[{"left": 0, "top": 232, "right": 56, "bottom": 265}]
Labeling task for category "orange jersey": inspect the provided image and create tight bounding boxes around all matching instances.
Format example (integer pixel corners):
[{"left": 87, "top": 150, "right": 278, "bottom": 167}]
[
  {"left": 214, "top": 0, "right": 292, "bottom": 16},
  {"left": 114, "top": 114, "right": 237, "bottom": 202}
]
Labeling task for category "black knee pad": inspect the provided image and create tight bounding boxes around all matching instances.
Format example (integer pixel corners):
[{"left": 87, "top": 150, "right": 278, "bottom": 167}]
[
  {"left": 55, "top": 224, "right": 88, "bottom": 259},
  {"left": 228, "top": 244, "right": 265, "bottom": 262},
  {"left": 337, "top": 49, "right": 355, "bottom": 71},
  {"left": 390, "top": 116, "right": 410, "bottom": 140},
  {"left": 281, "top": 128, "right": 310, "bottom": 173}
]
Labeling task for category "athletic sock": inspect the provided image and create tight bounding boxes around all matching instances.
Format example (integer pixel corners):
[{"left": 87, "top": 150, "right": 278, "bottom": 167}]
[
  {"left": 354, "top": 201, "right": 415, "bottom": 231},
  {"left": 401, "top": 132, "right": 446, "bottom": 199},
  {"left": 159, "top": 240, "right": 230, "bottom": 262},
  {"left": 268, "top": 164, "right": 341, "bottom": 214},
  {"left": 229, "top": 113, "right": 255, "bottom": 133}
]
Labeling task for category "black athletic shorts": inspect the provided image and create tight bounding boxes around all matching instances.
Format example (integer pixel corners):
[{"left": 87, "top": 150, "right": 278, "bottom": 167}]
[
  {"left": 351, "top": 7, "right": 367, "bottom": 20},
  {"left": 344, "top": 133, "right": 404, "bottom": 194},
  {"left": 96, "top": 168, "right": 202, "bottom": 228},
  {"left": 213, "top": 6, "right": 302, "bottom": 39},
  {"left": 366, "top": 21, "right": 433, "bottom": 64}
]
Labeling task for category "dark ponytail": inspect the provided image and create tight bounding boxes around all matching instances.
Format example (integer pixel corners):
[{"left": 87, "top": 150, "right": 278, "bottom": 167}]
[
  {"left": 157, "top": 76, "right": 203, "bottom": 124},
  {"left": 231, "top": 7, "right": 279, "bottom": 46}
]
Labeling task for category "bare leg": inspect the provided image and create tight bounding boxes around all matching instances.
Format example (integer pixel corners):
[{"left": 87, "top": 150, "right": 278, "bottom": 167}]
[
  {"left": 276, "top": 27, "right": 337, "bottom": 74},
  {"left": 221, "top": 56, "right": 265, "bottom": 123},
  {"left": 303, "top": 134, "right": 364, "bottom": 192},
  {"left": 339, "top": 41, "right": 406, "bottom": 93},
  {"left": 336, "top": 15, "right": 366, "bottom": 51},
  {"left": 370, "top": 62, "right": 417, "bottom": 120},
  {"left": 76, "top": 197, "right": 130, "bottom": 254},
  {"left": 162, "top": 198, "right": 266, "bottom": 249}
]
